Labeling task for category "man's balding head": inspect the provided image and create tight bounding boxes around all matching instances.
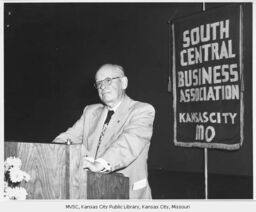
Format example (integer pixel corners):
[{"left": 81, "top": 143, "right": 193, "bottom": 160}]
[{"left": 95, "top": 64, "right": 128, "bottom": 108}]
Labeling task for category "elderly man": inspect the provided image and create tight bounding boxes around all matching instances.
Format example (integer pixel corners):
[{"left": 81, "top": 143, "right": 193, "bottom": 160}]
[{"left": 53, "top": 64, "right": 155, "bottom": 199}]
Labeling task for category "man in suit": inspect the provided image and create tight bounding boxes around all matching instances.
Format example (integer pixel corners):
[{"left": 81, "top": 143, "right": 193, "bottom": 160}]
[{"left": 53, "top": 64, "right": 155, "bottom": 199}]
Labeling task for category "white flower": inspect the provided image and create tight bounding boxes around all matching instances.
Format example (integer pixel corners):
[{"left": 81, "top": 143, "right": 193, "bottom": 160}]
[
  {"left": 14, "top": 187, "right": 28, "bottom": 200},
  {"left": 5, "top": 187, "right": 28, "bottom": 200},
  {"left": 4, "top": 157, "right": 22, "bottom": 171},
  {"left": 9, "top": 168, "right": 24, "bottom": 183},
  {"left": 5, "top": 187, "right": 15, "bottom": 199},
  {"left": 3, "top": 157, "right": 30, "bottom": 200}
]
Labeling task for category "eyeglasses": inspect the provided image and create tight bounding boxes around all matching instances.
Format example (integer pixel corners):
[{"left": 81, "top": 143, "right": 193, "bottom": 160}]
[{"left": 94, "top": 76, "right": 122, "bottom": 89}]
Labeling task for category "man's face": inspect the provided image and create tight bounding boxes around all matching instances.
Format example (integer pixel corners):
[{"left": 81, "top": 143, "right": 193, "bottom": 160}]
[{"left": 95, "top": 66, "right": 125, "bottom": 107}]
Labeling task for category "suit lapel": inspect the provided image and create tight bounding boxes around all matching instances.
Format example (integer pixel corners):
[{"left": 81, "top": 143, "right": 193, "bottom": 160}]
[
  {"left": 97, "top": 95, "right": 135, "bottom": 156},
  {"left": 87, "top": 106, "right": 108, "bottom": 157}
]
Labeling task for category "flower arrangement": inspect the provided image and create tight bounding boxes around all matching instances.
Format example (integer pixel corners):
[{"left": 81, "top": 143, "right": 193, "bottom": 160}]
[{"left": 4, "top": 157, "right": 30, "bottom": 200}]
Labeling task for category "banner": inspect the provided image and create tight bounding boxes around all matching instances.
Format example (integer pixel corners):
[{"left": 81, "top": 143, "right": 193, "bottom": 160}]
[{"left": 171, "top": 4, "right": 244, "bottom": 150}]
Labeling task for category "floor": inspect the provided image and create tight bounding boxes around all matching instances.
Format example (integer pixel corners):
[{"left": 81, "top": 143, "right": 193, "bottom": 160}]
[{"left": 148, "top": 169, "right": 253, "bottom": 199}]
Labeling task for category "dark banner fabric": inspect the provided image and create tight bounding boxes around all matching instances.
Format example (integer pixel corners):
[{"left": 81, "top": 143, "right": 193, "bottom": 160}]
[{"left": 171, "top": 4, "right": 244, "bottom": 150}]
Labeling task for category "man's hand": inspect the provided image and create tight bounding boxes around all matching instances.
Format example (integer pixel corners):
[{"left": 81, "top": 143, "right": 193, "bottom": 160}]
[{"left": 82, "top": 157, "right": 104, "bottom": 172}]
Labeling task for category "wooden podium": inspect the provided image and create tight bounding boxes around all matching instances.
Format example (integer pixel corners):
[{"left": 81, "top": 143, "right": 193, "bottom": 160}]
[{"left": 4, "top": 142, "right": 129, "bottom": 199}]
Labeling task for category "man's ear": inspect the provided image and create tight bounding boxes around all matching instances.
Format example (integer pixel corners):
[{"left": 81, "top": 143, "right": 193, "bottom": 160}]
[{"left": 121, "top": 76, "right": 128, "bottom": 89}]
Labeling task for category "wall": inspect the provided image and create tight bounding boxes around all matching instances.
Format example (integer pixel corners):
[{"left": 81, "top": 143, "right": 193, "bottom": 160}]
[
  {"left": 205, "top": 3, "right": 253, "bottom": 176},
  {"left": 4, "top": 3, "right": 252, "bottom": 176}
]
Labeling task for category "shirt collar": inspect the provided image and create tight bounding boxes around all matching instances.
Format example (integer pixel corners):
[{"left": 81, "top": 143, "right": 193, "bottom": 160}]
[{"left": 107, "top": 100, "right": 122, "bottom": 112}]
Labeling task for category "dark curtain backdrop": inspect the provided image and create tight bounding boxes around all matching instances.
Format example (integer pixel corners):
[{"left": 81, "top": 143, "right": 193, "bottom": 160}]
[{"left": 4, "top": 3, "right": 252, "bottom": 176}]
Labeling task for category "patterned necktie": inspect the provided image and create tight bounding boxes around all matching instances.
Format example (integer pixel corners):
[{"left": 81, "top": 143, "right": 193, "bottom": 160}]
[
  {"left": 104, "top": 110, "right": 114, "bottom": 125},
  {"left": 95, "top": 110, "right": 114, "bottom": 158}
]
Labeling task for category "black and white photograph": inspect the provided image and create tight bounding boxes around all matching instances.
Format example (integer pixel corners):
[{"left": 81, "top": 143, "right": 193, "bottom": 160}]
[{"left": 1, "top": 0, "right": 254, "bottom": 211}]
